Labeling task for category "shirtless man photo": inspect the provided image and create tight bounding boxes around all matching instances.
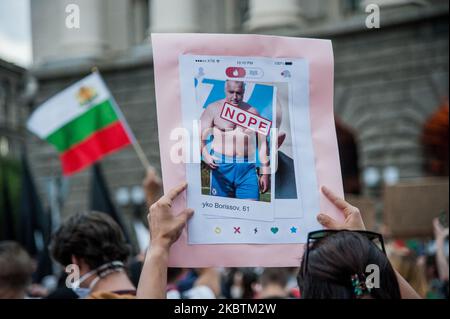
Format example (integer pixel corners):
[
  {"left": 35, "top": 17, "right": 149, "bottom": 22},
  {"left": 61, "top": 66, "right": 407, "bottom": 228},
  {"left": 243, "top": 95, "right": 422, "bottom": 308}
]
[{"left": 199, "top": 80, "right": 270, "bottom": 201}]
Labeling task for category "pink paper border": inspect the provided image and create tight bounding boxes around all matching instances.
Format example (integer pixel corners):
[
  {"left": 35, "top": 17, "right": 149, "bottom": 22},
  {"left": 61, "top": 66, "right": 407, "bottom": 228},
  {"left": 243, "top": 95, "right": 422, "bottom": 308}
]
[{"left": 152, "top": 33, "right": 343, "bottom": 267}]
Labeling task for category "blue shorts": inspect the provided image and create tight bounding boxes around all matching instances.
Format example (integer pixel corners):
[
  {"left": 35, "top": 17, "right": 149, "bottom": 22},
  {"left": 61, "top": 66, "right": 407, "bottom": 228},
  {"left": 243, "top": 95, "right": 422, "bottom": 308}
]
[{"left": 209, "top": 152, "right": 259, "bottom": 200}]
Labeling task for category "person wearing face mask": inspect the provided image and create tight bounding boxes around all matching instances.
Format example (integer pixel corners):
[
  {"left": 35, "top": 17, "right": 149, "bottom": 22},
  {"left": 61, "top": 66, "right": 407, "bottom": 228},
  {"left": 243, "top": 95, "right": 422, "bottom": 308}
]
[{"left": 49, "top": 211, "right": 136, "bottom": 299}]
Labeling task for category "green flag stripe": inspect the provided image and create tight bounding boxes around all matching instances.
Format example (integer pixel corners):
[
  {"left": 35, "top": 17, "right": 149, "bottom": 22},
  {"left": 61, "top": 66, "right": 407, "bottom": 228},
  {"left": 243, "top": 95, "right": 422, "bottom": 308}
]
[{"left": 46, "top": 100, "right": 119, "bottom": 152}]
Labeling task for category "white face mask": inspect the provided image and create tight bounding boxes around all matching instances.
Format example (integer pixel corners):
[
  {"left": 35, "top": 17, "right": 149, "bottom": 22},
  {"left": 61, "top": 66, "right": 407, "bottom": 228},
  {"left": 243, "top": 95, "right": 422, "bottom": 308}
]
[
  {"left": 70, "top": 261, "right": 124, "bottom": 298},
  {"left": 72, "top": 287, "right": 92, "bottom": 299}
]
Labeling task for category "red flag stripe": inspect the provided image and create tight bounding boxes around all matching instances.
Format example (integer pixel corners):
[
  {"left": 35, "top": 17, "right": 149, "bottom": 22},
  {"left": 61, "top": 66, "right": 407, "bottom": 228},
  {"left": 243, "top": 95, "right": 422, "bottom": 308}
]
[{"left": 60, "top": 121, "right": 131, "bottom": 175}]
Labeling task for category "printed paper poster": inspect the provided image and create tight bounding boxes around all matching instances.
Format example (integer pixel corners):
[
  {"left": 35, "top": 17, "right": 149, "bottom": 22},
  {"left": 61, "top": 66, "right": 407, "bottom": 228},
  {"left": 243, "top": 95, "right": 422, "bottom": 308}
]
[{"left": 152, "top": 33, "right": 343, "bottom": 266}]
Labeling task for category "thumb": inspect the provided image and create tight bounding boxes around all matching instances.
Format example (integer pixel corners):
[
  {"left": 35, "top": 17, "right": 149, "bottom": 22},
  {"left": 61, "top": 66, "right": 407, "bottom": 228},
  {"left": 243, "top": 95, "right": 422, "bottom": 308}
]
[{"left": 317, "top": 213, "right": 340, "bottom": 230}]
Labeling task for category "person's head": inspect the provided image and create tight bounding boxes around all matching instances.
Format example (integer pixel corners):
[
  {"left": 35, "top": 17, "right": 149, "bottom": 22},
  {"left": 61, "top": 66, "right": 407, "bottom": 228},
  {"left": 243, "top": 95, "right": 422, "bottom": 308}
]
[
  {"left": 297, "top": 231, "right": 401, "bottom": 299},
  {"left": 50, "top": 211, "right": 130, "bottom": 277},
  {"left": 259, "top": 268, "right": 290, "bottom": 298},
  {"left": 0, "top": 241, "right": 34, "bottom": 299},
  {"left": 261, "top": 268, "right": 289, "bottom": 289},
  {"left": 225, "top": 80, "right": 245, "bottom": 105},
  {"left": 230, "top": 268, "right": 258, "bottom": 299}
]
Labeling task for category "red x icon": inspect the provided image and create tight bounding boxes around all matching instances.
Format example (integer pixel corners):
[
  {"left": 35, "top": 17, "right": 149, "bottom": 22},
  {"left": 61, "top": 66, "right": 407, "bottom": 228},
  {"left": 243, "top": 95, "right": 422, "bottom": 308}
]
[{"left": 233, "top": 227, "right": 241, "bottom": 234}]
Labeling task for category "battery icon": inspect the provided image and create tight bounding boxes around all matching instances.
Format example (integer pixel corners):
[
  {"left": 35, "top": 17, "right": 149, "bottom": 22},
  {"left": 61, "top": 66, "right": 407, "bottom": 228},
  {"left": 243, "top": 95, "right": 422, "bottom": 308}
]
[{"left": 285, "top": 62, "right": 293, "bottom": 65}]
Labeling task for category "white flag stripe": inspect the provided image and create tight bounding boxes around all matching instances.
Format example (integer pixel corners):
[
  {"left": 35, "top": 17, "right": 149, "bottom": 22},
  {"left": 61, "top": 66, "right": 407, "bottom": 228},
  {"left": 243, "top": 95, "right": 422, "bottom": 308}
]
[{"left": 27, "top": 72, "right": 110, "bottom": 138}]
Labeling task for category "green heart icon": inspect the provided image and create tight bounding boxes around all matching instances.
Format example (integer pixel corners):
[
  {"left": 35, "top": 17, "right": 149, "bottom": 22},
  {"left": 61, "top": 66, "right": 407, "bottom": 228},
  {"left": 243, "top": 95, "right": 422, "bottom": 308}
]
[{"left": 271, "top": 227, "right": 279, "bottom": 234}]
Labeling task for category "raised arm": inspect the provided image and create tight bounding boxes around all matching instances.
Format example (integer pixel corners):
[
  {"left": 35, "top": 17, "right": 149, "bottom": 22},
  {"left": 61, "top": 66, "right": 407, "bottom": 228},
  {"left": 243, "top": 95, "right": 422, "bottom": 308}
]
[
  {"left": 317, "top": 186, "right": 422, "bottom": 299},
  {"left": 142, "top": 167, "right": 163, "bottom": 207},
  {"left": 136, "top": 183, "right": 194, "bottom": 299},
  {"left": 433, "top": 217, "right": 449, "bottom": 282},
  {"left": 257, "top": 132, "right": 270, "bottom": 193},
  {"left": 200, "top": 106, "right": 218, "bottom": 170}
]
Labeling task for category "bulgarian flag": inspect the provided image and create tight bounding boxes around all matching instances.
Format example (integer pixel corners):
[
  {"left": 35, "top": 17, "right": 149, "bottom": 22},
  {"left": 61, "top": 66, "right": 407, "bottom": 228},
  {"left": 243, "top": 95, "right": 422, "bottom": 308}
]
[{"left": 27, "top": 72, "right": 132, "bottom": 175}]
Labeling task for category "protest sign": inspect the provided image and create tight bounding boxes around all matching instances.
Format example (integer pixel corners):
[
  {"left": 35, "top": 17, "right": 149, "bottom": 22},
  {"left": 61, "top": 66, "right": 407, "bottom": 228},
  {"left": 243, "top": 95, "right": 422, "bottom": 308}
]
[{"left": 152, "top": 33, "right": 343, "bottom": 266}]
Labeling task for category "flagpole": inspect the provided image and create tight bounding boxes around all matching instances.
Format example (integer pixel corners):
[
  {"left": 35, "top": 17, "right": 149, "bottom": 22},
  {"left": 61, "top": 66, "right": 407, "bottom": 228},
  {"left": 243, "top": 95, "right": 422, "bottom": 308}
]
[
  {"left": 131, "top": 139, "right": 151, "bottom": 169},
  {"left": 91, "top": 67, "right": 151, "bottom": 170}
]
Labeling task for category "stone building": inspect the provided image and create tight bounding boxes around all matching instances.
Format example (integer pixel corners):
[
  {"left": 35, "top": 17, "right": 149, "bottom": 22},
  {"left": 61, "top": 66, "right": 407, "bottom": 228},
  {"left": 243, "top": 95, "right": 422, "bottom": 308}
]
[
  {"left": 0, "top": 59, "right": 28, "bottom": 160},
  {"left": 26, "top": 0, "right": 449, "bottom": 222},
  {"left": 0, "top": 58, "right": 28, "bottom": 227}
]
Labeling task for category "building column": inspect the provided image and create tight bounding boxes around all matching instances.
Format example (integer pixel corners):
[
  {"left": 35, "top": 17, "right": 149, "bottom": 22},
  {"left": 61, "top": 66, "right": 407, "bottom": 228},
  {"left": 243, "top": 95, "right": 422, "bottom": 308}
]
[
  {"left": 246, "top": 0, "right": 302, "bottom": 31},
  {"left": 326, "top": 0, "right": 343, "bottom": 22},
  {"left": 60, "top": 0, "right": 106, "bottom": 59},
  {"left": 150, "top": 0, "right": 199, "bottom": 33},
  {"left": 361, "top": 0, "right": 426, "bottom": 10}
]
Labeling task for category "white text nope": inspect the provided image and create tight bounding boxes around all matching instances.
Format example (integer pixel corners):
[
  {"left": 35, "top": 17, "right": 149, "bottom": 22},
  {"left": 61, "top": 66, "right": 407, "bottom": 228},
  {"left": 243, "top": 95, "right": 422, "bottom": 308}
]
[{"left": 220, "top": 102, "right": 272, "bottom": 136}]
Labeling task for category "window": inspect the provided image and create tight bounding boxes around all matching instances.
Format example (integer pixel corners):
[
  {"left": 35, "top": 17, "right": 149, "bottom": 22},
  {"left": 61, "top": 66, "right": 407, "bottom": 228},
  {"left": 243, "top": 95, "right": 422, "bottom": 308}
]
[
  {"left": 224, "top": 0, "right": 249, "bottom": 32},
  {"left": 342, "top": 0, "right": 364, "bottom": 15},
  {"left": 239, "top": 0, "right": 250, "bottom": 26},
  {"left": 132, "top": 0, "right": 150, "bottom": 44},
  {"left": 0, "top": 79, "right": 11, "bottom": 127}
]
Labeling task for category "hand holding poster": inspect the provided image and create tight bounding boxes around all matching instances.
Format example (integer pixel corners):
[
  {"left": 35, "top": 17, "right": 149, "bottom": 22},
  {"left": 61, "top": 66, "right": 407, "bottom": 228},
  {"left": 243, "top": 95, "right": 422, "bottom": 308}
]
[{"left": 152, "top": 33, "right": 343, "bottom": 267}]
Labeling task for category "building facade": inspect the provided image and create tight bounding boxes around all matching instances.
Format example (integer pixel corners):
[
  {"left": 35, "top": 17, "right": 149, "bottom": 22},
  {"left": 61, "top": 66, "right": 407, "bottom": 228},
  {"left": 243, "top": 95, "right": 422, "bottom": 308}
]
[
  {"left": 0, "top": 58, "right": 28, "bottom": 232},
  {"left": 27, "top": 0, "right": 449, "bottom": 218}
]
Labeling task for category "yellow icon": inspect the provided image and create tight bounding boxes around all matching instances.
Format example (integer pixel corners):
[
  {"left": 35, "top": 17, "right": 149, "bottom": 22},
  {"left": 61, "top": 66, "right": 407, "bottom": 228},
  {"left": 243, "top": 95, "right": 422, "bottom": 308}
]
[
  {"left": 76, "top": 86, "right": 98, "bottom": 105},
  {"left": 214, "top": 227, "right": 221, "bottom": 234}
]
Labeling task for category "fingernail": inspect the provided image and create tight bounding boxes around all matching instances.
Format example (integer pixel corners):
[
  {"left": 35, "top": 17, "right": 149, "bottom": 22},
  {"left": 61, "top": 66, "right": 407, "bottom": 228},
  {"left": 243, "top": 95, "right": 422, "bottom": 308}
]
[
  {"left": 321, "top": 186, "right": 329, "bottom": 194},
  {"left": 317, "top": 214, "right": 325, "bottom": 222}
]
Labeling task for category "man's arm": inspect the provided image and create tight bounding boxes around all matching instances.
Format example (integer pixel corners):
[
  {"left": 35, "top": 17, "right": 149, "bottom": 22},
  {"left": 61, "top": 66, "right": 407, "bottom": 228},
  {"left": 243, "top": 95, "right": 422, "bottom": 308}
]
[
  {"left": 433, "top": 218, "right": 449, "bottom": 281},
  {"left": 138, "top": 245, "right": 170, "bottom": 299},
  {"left": 136, "top": 183, "right": 194, "bottom": 299},
  {"left": 247, "top": 106, "right": 270, "bottom": 193},
  {"left": 200, "top": 106, "right": 218, "bottom": 170},
  {"left": 142, "top": 167, "right": 163, "bottom": 207},
  {"left": 257, "top": 131, "right": 270, "bottom": 193}
]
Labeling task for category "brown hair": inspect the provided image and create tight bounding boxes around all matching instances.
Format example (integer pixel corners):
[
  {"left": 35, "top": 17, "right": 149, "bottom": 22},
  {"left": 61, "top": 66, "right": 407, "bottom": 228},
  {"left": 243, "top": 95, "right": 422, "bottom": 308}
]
[
  {"left": 0, "top": 241, "right": 34, "bottom": 293},
  {"left": 261, "top": 268, "right": 289, "bottom": 288},
  {"left": 50, "top": 211, "right": 130, "bottom": 269}
]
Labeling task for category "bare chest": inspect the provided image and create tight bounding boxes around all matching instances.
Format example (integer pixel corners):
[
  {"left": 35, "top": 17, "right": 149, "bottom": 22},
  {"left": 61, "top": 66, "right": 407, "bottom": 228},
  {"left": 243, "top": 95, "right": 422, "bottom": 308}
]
[{"left": 213, "top": 114, "right": 254, "bottom": 136}]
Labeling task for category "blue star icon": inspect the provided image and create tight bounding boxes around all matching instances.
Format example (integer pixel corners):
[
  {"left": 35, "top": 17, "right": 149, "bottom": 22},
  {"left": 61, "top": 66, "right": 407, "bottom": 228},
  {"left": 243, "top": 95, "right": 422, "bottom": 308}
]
[{"left": 290, "top": 227, "right": 297, "bottom": 234}]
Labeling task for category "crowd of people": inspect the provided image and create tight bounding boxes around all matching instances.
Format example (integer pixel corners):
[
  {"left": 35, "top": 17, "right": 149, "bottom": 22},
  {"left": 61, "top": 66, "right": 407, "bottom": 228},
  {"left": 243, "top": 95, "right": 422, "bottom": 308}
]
[{"left": 0, "top": 170, "right": 448, "bottom": 299}]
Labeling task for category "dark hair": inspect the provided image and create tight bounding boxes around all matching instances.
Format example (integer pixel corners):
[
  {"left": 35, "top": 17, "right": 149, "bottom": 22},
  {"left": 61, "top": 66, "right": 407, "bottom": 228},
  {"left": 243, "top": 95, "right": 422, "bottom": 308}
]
[
  {"left": 297, "top": 231, "right": 401, "bottom": 299},
  {"left": 240, "top": 268, "right": 258, "bottom": 299},
  {"left": 50, "top": 211, "right": 130, "bottom": 269},
  {"left": 167, "top": 268, "right": 184, "bottom": 284},
  {"left": 261, "top": 268, "right": 289, "bottom": 288},
  {"left": 0, "top": 241, "right": 34, "bottom": 291}
]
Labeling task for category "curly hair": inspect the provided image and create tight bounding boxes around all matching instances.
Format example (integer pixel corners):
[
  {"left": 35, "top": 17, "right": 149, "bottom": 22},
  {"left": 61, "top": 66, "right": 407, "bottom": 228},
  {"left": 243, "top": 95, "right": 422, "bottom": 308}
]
[{"left": 50, "top": 211, "right": 130, "bottom": 269}]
